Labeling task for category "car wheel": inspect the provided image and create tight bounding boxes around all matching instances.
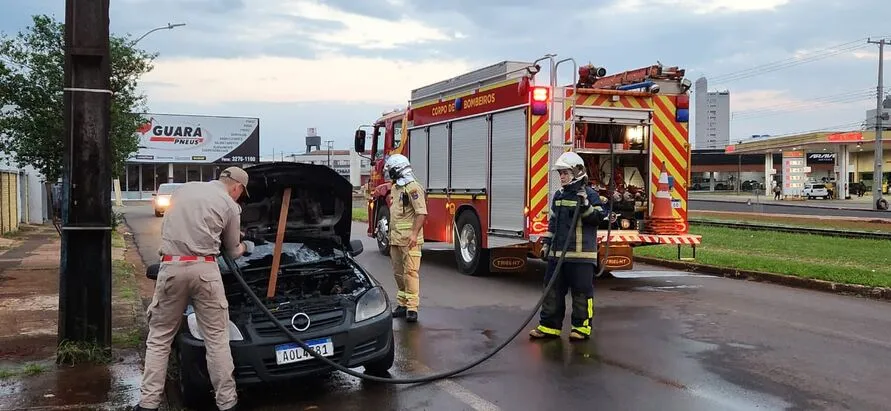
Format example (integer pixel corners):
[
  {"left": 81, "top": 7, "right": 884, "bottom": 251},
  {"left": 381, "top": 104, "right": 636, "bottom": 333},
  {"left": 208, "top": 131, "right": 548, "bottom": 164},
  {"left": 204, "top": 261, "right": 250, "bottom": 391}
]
[
  {"left": 375, "top": 206, "right": 390, "bottom": 256},
  {"left": 154, "top": 209, "right": 162, "bottom": 217},
  {"left": 363, "top": 332, "right": 395, "bottom": 376},
  {"left": 177, "top": 347, "right": 213, "bottom": 410},
  {"left": 454, "top": 211, "right": 488, "bottom": 276}
]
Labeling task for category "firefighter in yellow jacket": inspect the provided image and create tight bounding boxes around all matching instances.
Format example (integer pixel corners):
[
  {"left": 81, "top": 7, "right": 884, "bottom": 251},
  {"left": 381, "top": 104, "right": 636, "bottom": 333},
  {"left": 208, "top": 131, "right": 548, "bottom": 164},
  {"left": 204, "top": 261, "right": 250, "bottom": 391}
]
[{"left": 384, "top": 154, "right": 427, "bottom": 323}]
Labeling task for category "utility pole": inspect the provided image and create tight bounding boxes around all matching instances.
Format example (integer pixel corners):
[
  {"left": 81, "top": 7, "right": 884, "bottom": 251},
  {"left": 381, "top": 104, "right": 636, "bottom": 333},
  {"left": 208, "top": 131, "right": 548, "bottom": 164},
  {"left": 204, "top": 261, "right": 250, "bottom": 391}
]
[
  {"left": 868, "top": 38, "right": 887, "bottom": 210},
  {"left": 59, "top": 0, "right": 113, "bottom": 350},
  {"left": 325, "top": 139, "right": 334, "bottom": 167}
]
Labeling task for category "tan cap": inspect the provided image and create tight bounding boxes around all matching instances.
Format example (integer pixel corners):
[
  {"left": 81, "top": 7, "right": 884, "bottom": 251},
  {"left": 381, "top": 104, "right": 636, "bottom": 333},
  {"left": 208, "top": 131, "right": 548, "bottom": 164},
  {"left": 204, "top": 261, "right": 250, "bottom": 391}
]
[{"left": 220, "top": 166, "right": 250, "bottom": 197}]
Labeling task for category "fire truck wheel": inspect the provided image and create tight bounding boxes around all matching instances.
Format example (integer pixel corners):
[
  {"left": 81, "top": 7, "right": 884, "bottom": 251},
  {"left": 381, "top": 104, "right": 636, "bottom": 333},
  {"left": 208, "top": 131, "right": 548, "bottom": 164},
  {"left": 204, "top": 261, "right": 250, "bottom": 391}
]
[
  {"left": 454, "top": 211, "right": 487, "bottom": 276},
  {"left": 375, "top": 206, "right": 391, "bottom": 256}
]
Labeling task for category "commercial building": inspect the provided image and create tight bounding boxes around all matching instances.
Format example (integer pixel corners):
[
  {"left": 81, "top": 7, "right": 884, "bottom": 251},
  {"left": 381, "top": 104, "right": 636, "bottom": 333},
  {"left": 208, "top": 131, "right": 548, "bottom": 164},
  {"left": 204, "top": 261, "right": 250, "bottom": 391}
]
[
  {"left": 693, "top": 77, "right": 731, "bottom": 149},
  {"left": 119, "top": 113, "right": 260, "bottom": 200},
  {"left": 259, "top": 149, "right": 371, "bottom": 188}
]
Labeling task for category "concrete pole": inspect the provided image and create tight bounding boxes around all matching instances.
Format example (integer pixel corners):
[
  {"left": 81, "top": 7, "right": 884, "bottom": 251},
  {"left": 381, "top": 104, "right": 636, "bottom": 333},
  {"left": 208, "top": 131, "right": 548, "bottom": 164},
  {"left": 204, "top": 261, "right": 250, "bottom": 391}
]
[
  {"left": 764, "top": 153, "right": 773, "bottom": 197},
  {"left": 868, "top": 38, "right": 886, "bottom": 209}
]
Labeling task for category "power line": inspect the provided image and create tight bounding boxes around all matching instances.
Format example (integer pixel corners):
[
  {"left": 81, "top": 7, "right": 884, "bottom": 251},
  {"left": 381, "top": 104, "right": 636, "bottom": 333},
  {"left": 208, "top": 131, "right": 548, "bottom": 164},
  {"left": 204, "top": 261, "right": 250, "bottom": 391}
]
[
  {"left": 697, "top": 35, "right": 891, "bottom": 85},
  {"left": 731, "top": 87, "right": 888, "bottom": 120}
]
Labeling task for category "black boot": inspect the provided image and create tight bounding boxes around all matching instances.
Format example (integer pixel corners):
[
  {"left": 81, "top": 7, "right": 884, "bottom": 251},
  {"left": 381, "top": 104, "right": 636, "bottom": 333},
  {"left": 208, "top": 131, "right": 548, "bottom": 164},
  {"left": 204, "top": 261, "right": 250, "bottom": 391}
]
[
  {"left": 392, "top": 305, "right": 407, "bottom": 318},
  {"left": 406, "top": 310, "right": 418, "bottom": 323},
  {"left": 131, "top": 406, "right": 158, "bottom": 411}
]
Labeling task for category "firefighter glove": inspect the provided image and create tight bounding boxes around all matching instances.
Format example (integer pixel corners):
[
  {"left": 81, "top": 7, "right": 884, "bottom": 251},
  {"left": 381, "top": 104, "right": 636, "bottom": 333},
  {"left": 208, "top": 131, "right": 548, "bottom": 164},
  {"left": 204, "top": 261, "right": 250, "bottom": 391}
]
[
  {"left": 540, "top": 243, "right": 550, "bottom": 261},
  {"left": 577, "top": 189, "right": 589, "bottom": 206}
]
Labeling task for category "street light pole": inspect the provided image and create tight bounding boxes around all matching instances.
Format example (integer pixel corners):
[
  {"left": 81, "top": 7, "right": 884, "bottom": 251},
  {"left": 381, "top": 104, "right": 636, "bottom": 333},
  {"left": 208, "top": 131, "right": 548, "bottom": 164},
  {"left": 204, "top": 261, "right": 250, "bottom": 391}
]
[
  {"left": 133, "top": 22, "right": 186, "bottom": 45},
  {"left": 868, "top": 38, "right": 887, "bottom": 209},
  {"left": 325, "top": 140, "right": 334, "bottom": 167}
]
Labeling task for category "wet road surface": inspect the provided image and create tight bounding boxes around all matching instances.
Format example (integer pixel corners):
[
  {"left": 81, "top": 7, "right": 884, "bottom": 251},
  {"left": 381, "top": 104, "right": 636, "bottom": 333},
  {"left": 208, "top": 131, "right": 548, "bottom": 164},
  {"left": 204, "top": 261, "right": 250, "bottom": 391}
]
[{"left": 123, "top": 205, "right": 891, "bottom": 411}]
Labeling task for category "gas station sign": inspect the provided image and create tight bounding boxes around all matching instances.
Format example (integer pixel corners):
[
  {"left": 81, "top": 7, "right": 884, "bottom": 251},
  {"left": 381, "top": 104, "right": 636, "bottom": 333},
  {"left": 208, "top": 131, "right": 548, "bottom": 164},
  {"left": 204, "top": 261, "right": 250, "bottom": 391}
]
[{"left": 782, "top": 151, "right": 806, "bottom": 196}]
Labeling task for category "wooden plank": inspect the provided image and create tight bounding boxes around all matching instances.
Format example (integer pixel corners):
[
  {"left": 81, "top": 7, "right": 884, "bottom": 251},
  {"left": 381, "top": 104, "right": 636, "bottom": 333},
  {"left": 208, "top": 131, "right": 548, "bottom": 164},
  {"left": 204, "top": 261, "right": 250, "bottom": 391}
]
[{"left": 266, "top": 187, "right": 292, "bottom": 299}]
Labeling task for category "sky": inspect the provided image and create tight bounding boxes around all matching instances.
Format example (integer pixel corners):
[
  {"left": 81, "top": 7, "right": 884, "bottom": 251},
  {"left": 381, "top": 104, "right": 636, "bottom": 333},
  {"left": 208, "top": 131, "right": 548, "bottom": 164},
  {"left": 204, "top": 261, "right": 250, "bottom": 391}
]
[{"left": 1, "top": 0, "right": 889, "bottom": 156}]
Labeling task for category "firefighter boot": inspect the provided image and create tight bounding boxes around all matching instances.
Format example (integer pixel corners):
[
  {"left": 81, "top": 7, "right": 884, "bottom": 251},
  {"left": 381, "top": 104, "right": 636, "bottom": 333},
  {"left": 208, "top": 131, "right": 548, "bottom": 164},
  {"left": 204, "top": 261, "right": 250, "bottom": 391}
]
[
  {"left": 406, "top": 310, "right": 418, "bottom": 323},
  {"left": 392, "top": 305, "right": 407, "bottom": 318}
]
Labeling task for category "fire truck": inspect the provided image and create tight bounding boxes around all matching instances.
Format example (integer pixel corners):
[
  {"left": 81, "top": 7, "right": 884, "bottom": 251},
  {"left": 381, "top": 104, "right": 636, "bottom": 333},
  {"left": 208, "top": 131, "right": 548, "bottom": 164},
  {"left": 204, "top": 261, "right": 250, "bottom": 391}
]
[{"left": 354, "top": 55, "right": 702, "bottom": 276}]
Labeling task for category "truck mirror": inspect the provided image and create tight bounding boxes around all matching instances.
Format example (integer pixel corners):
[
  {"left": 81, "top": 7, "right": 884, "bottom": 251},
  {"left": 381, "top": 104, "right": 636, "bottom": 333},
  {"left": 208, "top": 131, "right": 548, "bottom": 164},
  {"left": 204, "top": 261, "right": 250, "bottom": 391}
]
[{"left": 354, "top": 130, "right": 366, "bottom": 153}]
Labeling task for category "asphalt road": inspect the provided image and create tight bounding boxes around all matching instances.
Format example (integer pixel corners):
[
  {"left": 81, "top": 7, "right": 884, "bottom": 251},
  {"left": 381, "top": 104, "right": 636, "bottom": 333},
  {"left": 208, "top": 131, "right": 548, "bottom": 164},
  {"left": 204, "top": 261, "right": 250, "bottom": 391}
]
[
  {"left": 690, "top": 199, "right": 890, "bottom": 218},
  {"left": 123, "top": 205, "right": 891, "bottom": 411}
]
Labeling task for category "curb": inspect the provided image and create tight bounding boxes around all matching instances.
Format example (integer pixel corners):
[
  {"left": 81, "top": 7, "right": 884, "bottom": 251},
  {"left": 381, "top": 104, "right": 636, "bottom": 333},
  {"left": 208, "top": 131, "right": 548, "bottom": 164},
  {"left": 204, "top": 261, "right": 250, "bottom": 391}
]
[
  {"left": 690, "top": 197, "right": 883, "bottom": 213},
  {"left": 635, "top": 256, "right": 891, "bottom": 302}
]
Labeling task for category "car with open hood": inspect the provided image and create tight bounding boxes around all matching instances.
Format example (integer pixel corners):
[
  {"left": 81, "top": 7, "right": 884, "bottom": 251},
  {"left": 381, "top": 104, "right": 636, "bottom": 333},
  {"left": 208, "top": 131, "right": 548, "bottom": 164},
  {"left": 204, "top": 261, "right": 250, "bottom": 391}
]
[{"left": 145, "top": 162, "right": 394, "bottom": 408}]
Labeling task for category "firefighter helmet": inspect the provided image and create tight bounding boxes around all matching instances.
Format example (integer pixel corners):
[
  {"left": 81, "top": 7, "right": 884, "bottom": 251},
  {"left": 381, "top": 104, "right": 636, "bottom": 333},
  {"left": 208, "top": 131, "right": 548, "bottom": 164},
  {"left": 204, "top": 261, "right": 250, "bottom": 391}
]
[
  {"left": 552, "top": 151, "right": 587, "bottom": 185},
  {"left": 384, "top": 154, "right": 412, "bottom": 182}
]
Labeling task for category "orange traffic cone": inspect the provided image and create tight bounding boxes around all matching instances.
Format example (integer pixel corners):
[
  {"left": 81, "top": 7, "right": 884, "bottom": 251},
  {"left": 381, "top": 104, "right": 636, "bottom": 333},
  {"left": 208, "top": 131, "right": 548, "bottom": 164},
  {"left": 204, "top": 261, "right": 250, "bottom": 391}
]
[{"left": 646, "top": 162, "right": 682, "bottom": 235}]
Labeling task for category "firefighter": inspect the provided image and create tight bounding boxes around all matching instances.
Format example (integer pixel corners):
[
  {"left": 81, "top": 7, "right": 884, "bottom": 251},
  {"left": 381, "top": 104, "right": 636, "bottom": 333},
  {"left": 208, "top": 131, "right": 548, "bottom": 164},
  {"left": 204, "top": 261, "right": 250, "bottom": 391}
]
[
  {"left": 384, "top": 154, "right": 427, "bottom": 323},
  {"left": 134, "top": 167, "right": 253, "bottom": 411},
  {"left": 529, "top": 151, "right": 604, "bottom": 341}
]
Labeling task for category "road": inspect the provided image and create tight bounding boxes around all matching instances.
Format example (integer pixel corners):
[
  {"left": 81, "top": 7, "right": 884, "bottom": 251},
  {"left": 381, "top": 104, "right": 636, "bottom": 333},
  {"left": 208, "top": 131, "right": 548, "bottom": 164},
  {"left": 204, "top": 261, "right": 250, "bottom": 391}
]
[
  {"left": 123, "top": 205, "right": 891, "bottom": 411},
  {"left": 690, "top": 199, "right": 890, "bottom": 219}
]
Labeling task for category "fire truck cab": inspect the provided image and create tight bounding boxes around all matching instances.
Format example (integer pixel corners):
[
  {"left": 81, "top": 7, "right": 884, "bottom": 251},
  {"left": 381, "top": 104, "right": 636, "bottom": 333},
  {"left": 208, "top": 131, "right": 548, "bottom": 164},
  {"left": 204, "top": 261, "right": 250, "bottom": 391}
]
[{"left": 355, "top": 55, "right": 701, "bottom": 276}]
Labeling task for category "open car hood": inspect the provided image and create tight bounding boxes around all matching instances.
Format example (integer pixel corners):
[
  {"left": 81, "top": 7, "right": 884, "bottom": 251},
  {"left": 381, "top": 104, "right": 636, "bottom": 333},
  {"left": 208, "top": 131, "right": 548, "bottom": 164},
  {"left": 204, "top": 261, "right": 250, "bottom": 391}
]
[{"left": 240, "top": 162, "right": 352, "bottom": 248}]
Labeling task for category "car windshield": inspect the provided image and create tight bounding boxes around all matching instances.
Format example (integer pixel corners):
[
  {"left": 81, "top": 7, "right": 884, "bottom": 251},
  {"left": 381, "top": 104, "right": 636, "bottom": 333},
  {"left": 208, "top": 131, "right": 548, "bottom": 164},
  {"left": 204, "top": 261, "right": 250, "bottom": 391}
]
[
  {"left": 157, "top": 184, "right": 182, "bottom": 195},
  {"left": 222, "top": 241, "right": 345, "bottom": 271},
  {"left": 812, "top": 184, "right": 825, "bottom": 189}
]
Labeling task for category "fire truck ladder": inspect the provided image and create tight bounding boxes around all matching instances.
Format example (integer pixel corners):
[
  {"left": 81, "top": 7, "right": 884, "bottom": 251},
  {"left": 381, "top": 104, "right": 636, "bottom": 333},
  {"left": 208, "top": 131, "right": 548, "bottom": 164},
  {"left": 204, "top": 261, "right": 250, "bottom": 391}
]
[{"left": 588, "top": 63, "right": 686, "bottom": 90}]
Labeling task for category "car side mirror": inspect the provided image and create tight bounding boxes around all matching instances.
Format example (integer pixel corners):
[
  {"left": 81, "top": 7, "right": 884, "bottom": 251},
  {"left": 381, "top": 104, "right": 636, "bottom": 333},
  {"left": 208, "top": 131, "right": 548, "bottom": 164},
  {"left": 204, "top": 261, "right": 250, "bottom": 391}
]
[
  {"left": 349, "top": 239, "right": 364, "bottom": 257},
  {"left": 354, "top": 129, "right": 366, "bottom": 153},
  {"left": 146, "top": 263, "right": 160, "bottom": 280}
]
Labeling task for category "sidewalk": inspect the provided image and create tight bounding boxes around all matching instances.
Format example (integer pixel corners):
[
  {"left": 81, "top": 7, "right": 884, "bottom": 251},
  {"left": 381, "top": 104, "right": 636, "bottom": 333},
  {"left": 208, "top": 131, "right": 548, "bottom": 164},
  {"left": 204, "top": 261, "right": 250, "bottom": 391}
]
[
  {"left": 0, "top": 221, "right": 150, "bottom": 411},
  {"left": 690, "top": 191, "right": 879, "bottom": 211}
]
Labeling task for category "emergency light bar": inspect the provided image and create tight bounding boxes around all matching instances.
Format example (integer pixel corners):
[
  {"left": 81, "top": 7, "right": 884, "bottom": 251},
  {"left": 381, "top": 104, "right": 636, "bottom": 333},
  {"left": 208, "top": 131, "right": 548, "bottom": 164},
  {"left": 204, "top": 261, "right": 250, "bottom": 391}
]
[
  {"left": 676, "top": 94, "right": 690, "bottom": 123},
  {"left": 531, "top": 86, "right": 549, "bottom": 116}
]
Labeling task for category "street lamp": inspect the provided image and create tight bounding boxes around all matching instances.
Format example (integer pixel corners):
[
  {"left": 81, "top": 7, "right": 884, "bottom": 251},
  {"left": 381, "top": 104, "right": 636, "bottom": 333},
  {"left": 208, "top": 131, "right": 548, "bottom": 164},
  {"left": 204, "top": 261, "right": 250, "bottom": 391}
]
[{"left": 133, "top": 23, "right": 186, "bottom": 45}]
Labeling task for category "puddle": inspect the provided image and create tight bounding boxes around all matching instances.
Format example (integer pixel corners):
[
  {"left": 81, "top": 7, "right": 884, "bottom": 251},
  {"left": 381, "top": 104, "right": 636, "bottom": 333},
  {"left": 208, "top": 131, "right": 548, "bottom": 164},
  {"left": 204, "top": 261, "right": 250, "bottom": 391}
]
[
  {"left": 612, "top": 284, "right": 703, "bottom": 293},
  {"left": 0, "top": 351, "right": 143, "bottom": 410},
  {"left": 612, "top": 270, "right": 714, "bottom": 279}
]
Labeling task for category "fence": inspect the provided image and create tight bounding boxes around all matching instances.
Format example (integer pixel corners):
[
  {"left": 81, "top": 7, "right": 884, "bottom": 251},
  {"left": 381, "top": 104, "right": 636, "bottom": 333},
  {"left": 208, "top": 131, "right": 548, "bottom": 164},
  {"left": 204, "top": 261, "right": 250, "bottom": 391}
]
[{"left": 0, "top": 171, "right": 20, "bottom": 234}]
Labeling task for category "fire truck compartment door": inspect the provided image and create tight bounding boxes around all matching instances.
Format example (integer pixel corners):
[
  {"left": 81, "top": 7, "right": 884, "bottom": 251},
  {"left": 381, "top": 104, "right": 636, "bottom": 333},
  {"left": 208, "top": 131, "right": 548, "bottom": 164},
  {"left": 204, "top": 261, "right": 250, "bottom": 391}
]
[
  {"left": 575, "top": 107, "right": 651, "bottom": 125},
  {"left": 488, "top": 107, "right": 526, "bottom": 236},
  {"left": 408, "top": 127, "right": 428, "bottom": 188},
  {"left": 427, "top": 124, "right": 449, "bottom": 190}
]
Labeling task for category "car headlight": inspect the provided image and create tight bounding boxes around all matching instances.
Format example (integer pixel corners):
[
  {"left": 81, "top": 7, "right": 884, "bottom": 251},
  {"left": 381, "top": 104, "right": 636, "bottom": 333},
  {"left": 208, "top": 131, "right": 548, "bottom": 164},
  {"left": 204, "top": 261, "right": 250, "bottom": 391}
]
[
  {"left": 355, "top": 286, "right": 388, "bottom": 323},
  {"left": 186, "top": 312, "right": 244, "bottom": 341},
  {"left": 156, "top": 196, "right": 170, "bottom": 206}
]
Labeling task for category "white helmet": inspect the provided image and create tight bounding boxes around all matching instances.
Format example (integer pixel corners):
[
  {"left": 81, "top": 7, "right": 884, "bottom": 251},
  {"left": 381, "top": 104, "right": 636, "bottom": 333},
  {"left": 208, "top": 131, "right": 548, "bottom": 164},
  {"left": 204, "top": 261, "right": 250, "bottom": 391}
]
[
  {"left": 384, "top": 154, "right": 415, "bottom": 185},
  {"left": 551, "top": 151, "right": 587, "bottom": 185}
]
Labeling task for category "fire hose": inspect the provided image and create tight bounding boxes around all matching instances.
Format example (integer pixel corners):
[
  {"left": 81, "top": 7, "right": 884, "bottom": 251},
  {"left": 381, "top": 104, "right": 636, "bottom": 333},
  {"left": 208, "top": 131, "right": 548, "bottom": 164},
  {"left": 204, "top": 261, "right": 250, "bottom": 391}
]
[{"left": 223, "top": 196, "right": 619, "bottom": 384}]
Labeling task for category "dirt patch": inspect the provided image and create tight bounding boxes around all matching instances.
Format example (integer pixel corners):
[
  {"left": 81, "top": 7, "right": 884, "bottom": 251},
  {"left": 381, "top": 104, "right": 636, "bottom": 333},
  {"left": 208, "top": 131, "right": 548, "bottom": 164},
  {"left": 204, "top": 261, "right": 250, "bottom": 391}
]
[{"left": 0, "top": 334, "right": 57, "bottom": 361}]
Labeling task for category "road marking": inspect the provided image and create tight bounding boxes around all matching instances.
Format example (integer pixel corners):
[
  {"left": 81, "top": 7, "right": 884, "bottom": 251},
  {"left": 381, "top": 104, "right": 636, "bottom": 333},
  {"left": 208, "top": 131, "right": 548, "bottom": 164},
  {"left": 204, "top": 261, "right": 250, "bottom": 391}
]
[{"left": 411, "top": 361, "right": 501, "bottom": 411}]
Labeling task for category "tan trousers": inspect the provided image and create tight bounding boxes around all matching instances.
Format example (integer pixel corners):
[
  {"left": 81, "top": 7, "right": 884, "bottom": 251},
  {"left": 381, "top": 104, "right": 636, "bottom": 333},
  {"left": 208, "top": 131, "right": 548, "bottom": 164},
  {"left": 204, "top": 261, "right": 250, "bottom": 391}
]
[
  {"left": 139, "top": 261, "right": 237, "bottom": 410},
  {"left": 390, "top": 245, "right": 421, "bottom": 310}
]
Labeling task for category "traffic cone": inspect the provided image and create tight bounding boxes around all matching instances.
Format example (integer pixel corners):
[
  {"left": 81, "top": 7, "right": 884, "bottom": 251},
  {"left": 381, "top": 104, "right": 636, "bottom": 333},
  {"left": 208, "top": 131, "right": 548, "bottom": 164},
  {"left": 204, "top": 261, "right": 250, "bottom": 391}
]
[{"left": 646, "top": 162, "right": 682, "bottom": 235}]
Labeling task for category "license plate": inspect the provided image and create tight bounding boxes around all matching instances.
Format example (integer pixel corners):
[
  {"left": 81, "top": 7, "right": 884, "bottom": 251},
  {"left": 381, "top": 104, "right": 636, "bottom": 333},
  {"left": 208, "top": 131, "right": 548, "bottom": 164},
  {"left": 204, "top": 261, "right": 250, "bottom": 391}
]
[{"left": 274, "top": 338, "right": 334, "bottom": 365}]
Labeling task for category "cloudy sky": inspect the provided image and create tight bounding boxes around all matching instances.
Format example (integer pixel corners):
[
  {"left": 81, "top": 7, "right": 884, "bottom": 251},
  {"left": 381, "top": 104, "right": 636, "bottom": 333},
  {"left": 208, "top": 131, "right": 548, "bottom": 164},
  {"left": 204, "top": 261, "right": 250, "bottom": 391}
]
[{"left": 1, "top": 0, "right": 889, "bottom": 156}]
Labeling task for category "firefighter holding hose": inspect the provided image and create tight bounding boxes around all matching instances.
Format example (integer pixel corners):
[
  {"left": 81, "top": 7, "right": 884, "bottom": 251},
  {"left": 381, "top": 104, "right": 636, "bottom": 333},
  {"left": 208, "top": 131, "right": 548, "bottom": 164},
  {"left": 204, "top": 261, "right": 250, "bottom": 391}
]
[{"left": 530, "top": 152, "right": 604, "bottom": 341}]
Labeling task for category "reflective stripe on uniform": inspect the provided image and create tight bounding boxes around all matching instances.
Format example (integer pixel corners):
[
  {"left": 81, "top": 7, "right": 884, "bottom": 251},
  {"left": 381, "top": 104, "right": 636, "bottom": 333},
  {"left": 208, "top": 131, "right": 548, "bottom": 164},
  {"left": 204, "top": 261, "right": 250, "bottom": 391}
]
[
  {"left": 555, "top": 199, "right": 577, "bottom": 207},
  {"left": 536, "top": 325, "right": 561, "bottom": 336},
  {"left": 409, "top": 250, "right": 422, "bottom": 257},
  {"left": 395, "top": 222, "right": 413, "bottom": 229},
  {"left": 575, "top": 298, "right": 594, "bottom": 336}
]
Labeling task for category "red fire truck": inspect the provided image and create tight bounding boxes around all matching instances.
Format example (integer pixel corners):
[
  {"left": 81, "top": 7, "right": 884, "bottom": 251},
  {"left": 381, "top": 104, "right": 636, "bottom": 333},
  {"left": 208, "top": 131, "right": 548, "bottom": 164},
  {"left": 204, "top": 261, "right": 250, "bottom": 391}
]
[{"left": 354, "top": 55, "right": 702, "bottom": 276}]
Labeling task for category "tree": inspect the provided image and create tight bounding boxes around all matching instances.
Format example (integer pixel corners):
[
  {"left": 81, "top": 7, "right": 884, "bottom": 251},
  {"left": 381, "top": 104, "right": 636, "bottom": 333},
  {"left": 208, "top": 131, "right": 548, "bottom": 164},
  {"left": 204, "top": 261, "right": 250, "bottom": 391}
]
[{"left": 0, "top": 14, "right": 156, "bottom": 182}]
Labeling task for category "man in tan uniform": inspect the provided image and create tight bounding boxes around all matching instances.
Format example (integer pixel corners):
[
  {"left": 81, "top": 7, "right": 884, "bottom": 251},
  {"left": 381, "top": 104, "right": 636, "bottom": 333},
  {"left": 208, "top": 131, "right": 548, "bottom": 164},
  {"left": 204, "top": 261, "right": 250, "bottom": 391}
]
[
  {"left": 135, "top": 167, "right": 253, "bottom": 411},
  {"left": 383, "top": 154, "right": 427, "bottom": 323}
]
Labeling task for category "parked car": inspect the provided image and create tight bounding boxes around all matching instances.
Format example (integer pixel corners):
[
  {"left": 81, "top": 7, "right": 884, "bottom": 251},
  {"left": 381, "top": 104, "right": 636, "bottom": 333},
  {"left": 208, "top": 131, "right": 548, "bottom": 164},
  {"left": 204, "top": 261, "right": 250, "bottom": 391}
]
[
  {"left": 145, "top": 162, "right": 395, "bottom": 408},
  {"left": 802, "top": 183, "right": 830, "bottom": 199},
  {"left": 152, "top": 183, "right": 184, "bottom": 217}
]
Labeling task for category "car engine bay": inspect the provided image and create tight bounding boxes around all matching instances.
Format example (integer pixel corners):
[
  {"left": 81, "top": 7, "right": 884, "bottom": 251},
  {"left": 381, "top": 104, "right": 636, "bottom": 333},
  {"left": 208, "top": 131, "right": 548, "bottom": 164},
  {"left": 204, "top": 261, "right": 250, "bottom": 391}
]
[{"left": 220, "top": 242, "right": 373, "bottom": 316}]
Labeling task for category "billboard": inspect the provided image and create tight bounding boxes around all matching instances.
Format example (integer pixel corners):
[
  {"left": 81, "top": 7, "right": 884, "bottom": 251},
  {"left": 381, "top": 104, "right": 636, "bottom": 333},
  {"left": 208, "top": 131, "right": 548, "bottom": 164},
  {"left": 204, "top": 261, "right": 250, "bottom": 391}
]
[{"left": 129, "top": 114, "right": 260, "bottom": 163}]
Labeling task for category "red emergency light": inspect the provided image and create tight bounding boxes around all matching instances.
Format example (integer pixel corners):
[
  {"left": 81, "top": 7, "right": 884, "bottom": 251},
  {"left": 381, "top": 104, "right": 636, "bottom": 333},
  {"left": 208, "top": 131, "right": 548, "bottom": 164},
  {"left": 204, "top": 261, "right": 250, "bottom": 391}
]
[
  {"left": 531, "top": 86, "right": 549, "bottom": 116},
  {"left": 532, "top": 86, "right": 549, "bottom": 102}
]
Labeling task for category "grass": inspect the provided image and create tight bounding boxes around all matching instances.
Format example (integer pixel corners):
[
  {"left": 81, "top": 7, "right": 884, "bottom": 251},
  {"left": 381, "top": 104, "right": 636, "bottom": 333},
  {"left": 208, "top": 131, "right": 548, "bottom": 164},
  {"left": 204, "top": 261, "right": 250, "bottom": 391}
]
[
  {"left": 636, "top": 225, "right": 891, "bottom": 288},
  {"left": 690, "top": 211, "right": 891, "bottom": 233},
  {"left": 353, "top": 207, "right": 368, "bottom": 222},
  {"left": 112, "top": 230, "right": 126, "bottom": 248},
  {"left": 0, "top": 362, "right": 48, "bottom": 380},
  {"left": 56, "top": 340, "right": 112, "bottom": 365}
]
